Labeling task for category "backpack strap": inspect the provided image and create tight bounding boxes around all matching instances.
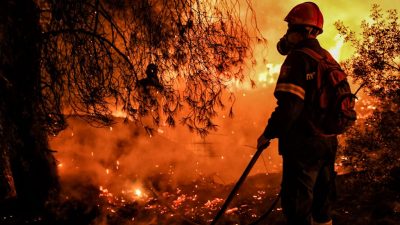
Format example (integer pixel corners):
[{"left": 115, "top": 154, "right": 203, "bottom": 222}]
[{"left": 296, "top": 47, "right": 327, "bottom": 95}]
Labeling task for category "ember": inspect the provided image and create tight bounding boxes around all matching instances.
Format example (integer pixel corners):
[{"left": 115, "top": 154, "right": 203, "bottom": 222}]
[
  {"left": 43, "top": 1, "right": 397, "bottom": 225},
  {"left": 53, "top": 152, "right": 283, "bottom": 225}
]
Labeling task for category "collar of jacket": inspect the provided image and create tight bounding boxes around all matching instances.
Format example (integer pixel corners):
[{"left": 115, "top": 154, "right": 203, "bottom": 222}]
[{"left": 293, "top": 38, "right": 321, "bottom": 50}]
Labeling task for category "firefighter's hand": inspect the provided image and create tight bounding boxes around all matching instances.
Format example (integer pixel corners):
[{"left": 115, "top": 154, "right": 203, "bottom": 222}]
[{"left": 257, "top": 134, "right": 270, "bottom": 150}]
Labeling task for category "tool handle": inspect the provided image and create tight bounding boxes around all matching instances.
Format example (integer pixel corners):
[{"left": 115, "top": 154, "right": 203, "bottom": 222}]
[{"left": 210, "top": 145, "right": 268, "bottom": 225}]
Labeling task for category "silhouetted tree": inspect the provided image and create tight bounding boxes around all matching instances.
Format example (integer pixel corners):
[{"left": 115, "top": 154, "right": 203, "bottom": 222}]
[
  {"left": 0, "top": 0, "right": 60, "bottom": 215},
  {"left": 335, "top": 4, "right": 399, "bottom": 180},
  {"left": 39, "top": 0, "right": 265, "bottom": 136},
  {"left": 0, "top": 0, "right": 265, "bottom": 213}
]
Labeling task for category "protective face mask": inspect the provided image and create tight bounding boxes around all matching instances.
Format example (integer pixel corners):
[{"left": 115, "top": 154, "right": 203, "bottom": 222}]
[
  {"left": 277, "top": 27, "right": 308, "bottom": 55},
  {"left": 276, "top": 35, "right": 293, "bottom": 56}
]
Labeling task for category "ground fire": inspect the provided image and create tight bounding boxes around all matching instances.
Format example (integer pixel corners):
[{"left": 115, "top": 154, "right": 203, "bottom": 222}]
[{"left": 1, "top": 1, "right": 399, "bottom": 225}]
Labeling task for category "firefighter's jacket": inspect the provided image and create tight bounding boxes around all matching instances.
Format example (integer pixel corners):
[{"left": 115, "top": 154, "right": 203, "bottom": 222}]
[{"left": 263, "top": 38, "right": 337, "bottom": 157}]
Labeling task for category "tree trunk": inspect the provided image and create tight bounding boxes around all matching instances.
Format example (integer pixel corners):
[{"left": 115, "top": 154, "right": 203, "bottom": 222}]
[{"left": 0, "top": 0, "right": 59, "bottom": 214}]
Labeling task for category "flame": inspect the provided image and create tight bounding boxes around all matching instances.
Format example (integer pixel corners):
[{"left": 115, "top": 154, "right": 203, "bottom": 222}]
[
  {"left": 134, "top": 188, "right": 142, "bottom": 197},
  {"left": 226, "top": 63, "right": 281, "bottom": 91},
  {"left": 112, "top": 109, "right": 128, "bottom": 118},
  {"left": 44, "top": 2, "right": 389, "bottom": 224},
  {"left": 328, "top": 34, "right": 344, "bottom": 61},
  {"left": 258, "top": 63, "right": 281, "bottom": 87},
  {"left": 127, "top": 181, "right": 149, "bottom": 201}
]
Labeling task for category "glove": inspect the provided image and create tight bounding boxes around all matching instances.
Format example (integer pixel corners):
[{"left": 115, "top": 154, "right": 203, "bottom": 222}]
[{"left": 257, "top": 134, "right": 270, "bottom": 150}]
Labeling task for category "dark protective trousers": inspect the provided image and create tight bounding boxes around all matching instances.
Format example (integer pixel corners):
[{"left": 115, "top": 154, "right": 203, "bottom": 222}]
[{"left": 281, "top": 143, "right": 337, "bottom": 225}]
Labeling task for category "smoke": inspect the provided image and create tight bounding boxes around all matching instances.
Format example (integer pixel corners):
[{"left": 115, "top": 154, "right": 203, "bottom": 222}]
[
  {"left": 48, "top": 2, "right": 398, "bottom": 223},
  {"left": 49, "top": 82, "right": 282, "bottom": 224},
  {"left": 49, "top": 0, "right": 391, "bottom": 190},
  {"left": 50, "top": 83, "right": 282, "bottom": 188}
]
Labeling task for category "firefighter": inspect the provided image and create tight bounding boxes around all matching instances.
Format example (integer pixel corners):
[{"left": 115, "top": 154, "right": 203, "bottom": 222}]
[{"left": 257, "top": 2, "right": 336, "bottom": 225}]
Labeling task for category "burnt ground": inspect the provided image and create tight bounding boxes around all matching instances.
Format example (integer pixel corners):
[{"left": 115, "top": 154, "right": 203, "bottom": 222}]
[{"left": 0, "top": 169, "right": 399, "bottom": 225}]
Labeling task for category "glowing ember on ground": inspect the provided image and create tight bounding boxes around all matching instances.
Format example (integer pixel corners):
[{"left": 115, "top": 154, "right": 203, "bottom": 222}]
[
  {"left": 56, "top": 172, "right": 282, "bottom": 224},
  {"left": 134, "top": 188, "right": 142, "bottom": 198}
]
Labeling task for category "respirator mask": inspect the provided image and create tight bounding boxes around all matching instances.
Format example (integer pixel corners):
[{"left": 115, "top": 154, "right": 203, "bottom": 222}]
[
  {"left": 276, "top": 35, "right": 293, "bottom": 56},
  {"left": 277, "top": 26, "right": 310, "bottom": 55}
]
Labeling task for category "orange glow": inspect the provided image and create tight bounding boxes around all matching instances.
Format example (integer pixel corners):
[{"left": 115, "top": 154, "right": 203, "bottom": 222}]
[
  {"left": 48, "top": 2, "right": 398, "bottom": 223},
  {"left": 328, "top": 35, "right": 344, "bottom": 61},
  {"left": 134, "top": 188, "right": 142, "bottom": 197},
  {"left": 52, "top": 25, "right": 357, "bottom": 213},
  {"left": 128, "top": 182, "right": 148, "bottom": 201}
]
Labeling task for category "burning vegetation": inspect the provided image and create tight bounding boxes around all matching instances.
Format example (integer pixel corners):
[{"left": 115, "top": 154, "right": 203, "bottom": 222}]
[
  {"left": 46, "top": 114, "right": 283, "bottom": 225},
  {"left": 1, "top": 1, "right": 399, "bottom": 225},
  {"left": 37, "top": 0, "right": 266, "bottom": 137},
  {"left": 55, "top": 171, "right": 282, "bottom": 225},
  {"left": 1, "top": 0, "right": 265, "bottom": 218}
]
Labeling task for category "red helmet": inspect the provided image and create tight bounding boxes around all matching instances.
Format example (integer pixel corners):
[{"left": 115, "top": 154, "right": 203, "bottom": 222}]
[{"left": 284, "top": 2, "right": 324, "bottom": 34}]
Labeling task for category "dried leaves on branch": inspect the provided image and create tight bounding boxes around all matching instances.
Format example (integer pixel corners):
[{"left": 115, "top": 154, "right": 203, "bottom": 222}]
[
  {"left": 38, "top": 0, "right": 266, "bottom": 136},
  {"left": 335, "top": 5, "right": 400, "bottom": 179}
]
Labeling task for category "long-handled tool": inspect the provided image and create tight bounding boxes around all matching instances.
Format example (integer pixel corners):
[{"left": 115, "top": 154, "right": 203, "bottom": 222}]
[{"left": 210, "top": 141, "right": 270, "bottom": 225}]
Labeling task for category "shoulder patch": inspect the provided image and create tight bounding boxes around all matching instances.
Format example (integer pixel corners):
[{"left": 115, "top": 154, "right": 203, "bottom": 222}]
[{"left": 306, "top": 72, "right": 316, "bottom": 80}]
